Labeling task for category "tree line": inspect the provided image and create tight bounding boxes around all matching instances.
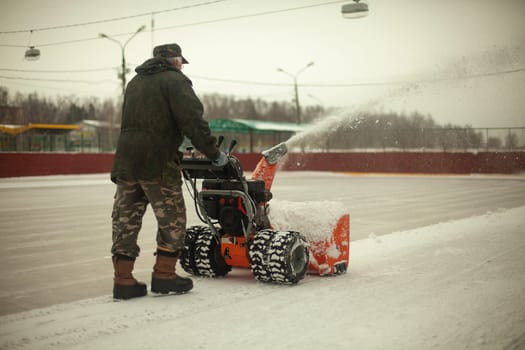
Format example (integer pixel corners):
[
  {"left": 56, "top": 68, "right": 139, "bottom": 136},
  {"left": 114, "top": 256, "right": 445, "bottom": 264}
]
[
  {"left": 0, "top": 86, "right": 117, "bottom": 125},
  {"left": 307, "top": 112, "right": 520, "bottom": 151},
  {"left": 0, "top": 86, "right": 521, "bottom": 150},
  {"left": 0, "top": 86, "right": 324, "bottom": 125}
]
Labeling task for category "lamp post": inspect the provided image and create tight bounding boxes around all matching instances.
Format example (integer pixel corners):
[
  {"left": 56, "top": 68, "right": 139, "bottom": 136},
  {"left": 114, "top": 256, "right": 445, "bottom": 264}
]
[
  {"left": 99, "top": 25, "right": 146, "bottom": 99},
  {"left": 99, "top": 25, "right": 145, "bottom": 151},
  {"left": 277, "top": 61, "right": 314, "bottom": 124}
]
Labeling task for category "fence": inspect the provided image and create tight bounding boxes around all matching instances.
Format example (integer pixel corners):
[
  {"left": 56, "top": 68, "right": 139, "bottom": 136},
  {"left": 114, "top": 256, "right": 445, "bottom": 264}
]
[
  {"left": 0, "top": 126, "right": 116, "bottom": 152},
  {"left": 1, "top": 126, "right": 524, "bottom": 153},
  {"left": 315, "top": 127, "right": 525, "bottom": 153}
]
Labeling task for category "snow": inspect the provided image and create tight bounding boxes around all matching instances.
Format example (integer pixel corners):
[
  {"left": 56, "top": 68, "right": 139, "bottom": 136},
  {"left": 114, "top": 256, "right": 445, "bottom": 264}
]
[
  {"left": 1, "top": 206, "right": 524, "bottom": 350},
  {"left": 268, "top": 199, "right": 348, "bottom": 241}
]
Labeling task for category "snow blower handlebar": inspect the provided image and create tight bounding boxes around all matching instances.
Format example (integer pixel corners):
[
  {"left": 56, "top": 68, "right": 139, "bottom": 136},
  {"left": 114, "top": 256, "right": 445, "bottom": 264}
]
[
  {"left": 180, "top": 137, "right": 242, "bottom": 180},
  {"left": 180, "top": 159, "right": 240, "bottom": 180}
]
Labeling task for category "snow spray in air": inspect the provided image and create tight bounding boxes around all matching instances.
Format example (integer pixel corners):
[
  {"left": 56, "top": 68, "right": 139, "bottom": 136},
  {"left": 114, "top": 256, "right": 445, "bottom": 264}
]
[
  {"left": 285, "top": 42, "right": 525, "bottom": 152},
  {"left": 284, "top": 82, "right": 421, "bottom": 152}
]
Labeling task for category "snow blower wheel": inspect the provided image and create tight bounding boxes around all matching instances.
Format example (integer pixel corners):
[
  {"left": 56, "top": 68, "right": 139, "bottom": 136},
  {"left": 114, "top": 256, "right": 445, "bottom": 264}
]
[
  {"left": 194, "top": 228, "right": 231, "bottom": 277},
  {"left": 181, "top": 225, "right": 231, "bottom": 277},
  {"left": 249, "top": 230, "right": 309, "bottom": 284},
  {"left": 248, "top": 229, "right": 275, "bottom": 282},
  {"left": 180, "top": 225, "right": 202, "bottom": 275},
  {"left": 267, "top": 231, "right": 309, "bottom": 284}
]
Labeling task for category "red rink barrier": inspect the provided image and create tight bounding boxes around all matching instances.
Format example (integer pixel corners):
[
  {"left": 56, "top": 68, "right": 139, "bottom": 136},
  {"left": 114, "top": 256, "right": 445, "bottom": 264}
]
[{"left": 0, "top": 151, "right": 523, "bottom": 178}]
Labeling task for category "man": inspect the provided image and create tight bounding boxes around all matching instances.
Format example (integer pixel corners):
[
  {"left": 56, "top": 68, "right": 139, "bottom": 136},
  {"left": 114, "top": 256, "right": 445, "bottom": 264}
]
[{"left": 110, "top": 43, "right": 227, "bottom": 300}]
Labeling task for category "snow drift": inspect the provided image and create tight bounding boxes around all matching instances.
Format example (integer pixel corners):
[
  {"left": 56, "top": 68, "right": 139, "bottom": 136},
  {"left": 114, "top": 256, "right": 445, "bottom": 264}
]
[{"left": 1, "top": 206, "right": 524, "bottom": 350}]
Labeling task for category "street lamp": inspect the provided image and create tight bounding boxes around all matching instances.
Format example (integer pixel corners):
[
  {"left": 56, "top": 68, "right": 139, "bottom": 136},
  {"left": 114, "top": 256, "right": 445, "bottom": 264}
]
[
  {"left": 24, "top": 46, "right": 40, "bottom": 60},
  {"left": 99, "top": 25, "right": 145, "bottom": 151},
  {"left": 24, "top": 30, "right": 40, "bottom": 60},
  {"left": 99, "top": 25, "right": 146, "bottom": 99},
  {"left": 341, "top": 0, "right": 369, "bottom": 18},
  {"left": 277, "top": 61, "right": 314, "bottom": 124}
]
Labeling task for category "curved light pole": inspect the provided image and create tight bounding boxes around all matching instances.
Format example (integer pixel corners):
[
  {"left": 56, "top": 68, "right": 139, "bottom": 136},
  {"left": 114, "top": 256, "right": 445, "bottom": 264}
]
[
  {"left": 277, "top": 61, "right": 314, "bottom": 124},
  {"left": 99, "top": 25, "right": 145, "bottom": 150},
  {"left": 99, "top": 25, "right": 146, "bottom": 99},
  {"left": 307, "top": 93, "right": 324, "bottom": 106}
]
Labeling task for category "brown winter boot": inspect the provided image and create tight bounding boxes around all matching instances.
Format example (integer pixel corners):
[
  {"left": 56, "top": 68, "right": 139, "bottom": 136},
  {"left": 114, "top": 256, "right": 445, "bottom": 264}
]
[
  {"left": 151, "top": 249, "right": 193, "bottom": 294},
  {"left": 112, "top": 255, "right": 147, "bottom": 300}
]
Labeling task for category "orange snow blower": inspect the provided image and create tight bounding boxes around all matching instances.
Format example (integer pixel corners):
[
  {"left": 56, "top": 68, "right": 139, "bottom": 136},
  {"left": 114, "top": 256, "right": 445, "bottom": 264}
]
[{"left": 180, "top": 139, "right": 350, "bottom": 284}]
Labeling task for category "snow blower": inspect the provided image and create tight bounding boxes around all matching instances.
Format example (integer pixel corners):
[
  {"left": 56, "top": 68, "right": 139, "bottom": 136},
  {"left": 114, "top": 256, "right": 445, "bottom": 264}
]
[{"left": 180, "top": 138, "right": 350, "bottom": 284}]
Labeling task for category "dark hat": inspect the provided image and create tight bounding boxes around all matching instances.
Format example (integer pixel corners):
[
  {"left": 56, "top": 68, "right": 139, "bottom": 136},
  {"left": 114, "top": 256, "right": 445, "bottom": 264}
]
[{"left": 153, "top": 43, "right": 189, "bottom": 64}]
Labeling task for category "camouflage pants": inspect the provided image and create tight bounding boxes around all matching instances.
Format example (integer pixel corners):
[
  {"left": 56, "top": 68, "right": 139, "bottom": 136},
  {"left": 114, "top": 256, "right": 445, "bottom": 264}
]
[{"left": 111, "top": 179, "right": 186, "bottom": 258}]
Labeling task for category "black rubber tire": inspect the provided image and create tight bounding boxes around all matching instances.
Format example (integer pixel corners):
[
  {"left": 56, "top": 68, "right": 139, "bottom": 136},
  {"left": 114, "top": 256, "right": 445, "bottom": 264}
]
[
  {"left": 194, "top": 227, "right": 231, "bottom": 277},
  {"left": 180, "top": 226, "right": 207, "bottom": 276},
  {"left": 248, "top": 229, "right": 275, "bottom": 282},
  {"left": 267, "top": 231, "right": 309, "bottom": 284}
]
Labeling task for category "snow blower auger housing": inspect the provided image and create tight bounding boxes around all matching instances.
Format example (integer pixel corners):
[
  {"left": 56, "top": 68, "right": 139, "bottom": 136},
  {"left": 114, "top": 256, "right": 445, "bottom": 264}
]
[{"left": 180, "top": 138, "right": 349, "bottom": 284}]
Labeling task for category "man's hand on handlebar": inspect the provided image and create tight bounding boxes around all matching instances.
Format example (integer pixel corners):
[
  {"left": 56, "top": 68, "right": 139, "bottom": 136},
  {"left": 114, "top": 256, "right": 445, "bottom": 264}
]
[{"left": 212, "top": 152, "right": 229, "bottom": 167}]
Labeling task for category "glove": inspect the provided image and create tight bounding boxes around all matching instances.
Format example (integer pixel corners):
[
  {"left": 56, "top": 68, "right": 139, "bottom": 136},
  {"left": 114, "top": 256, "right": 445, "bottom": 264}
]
[{"left": 212, "top": 152, "right": 229, "bottom": 167}]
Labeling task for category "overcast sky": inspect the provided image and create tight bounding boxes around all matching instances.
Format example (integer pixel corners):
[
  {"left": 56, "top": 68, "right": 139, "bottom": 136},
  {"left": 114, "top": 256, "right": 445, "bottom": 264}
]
[{"left": 0, "top": 0, "right": 524, "bottom": 127}]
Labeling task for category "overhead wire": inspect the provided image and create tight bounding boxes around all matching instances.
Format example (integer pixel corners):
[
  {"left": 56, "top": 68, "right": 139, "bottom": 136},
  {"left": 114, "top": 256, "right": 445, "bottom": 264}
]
[
  {"left": 193, "top": 67, "right": 525, "bottom": 87},
  {"left": 0, "top": 77, "right": 118, "bottom": 94},
  {"left": 0, "top": 67, "right": 118, "bottom": 73},
  {"left": 156, "top": 1, "right": 347, "bottom": 32},
  {"left": 1, "top": 67, "right": 522, "bottom": 87},
  {"left": 0, "top": 0, "right": 346, "bottom": 48},
  {"left": 0, "top": 1, "right": 522, "bottom": 91},
  {"left": 0, "top": 75, "right": 117, "bottom": 85},
  {"left": 0, "top": 0, "right": 228, "bottom": 34}
]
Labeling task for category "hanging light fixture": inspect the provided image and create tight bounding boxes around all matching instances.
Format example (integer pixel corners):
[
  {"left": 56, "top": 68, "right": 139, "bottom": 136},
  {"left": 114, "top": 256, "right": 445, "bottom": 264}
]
[
  {"left": 25, "top": 46, "right": 41, "bottom": 60},
  {"left": 341, "top": 0, "right": 369, "bottom": 19},
  {"left": 24, "top": 30, "right": 40, "bottom": 60}
]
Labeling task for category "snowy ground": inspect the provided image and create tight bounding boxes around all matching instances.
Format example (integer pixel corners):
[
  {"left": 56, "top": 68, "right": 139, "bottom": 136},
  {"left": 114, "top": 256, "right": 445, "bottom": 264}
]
[{"left": 1, "top": 172, "right": 524, "bottom": 349}]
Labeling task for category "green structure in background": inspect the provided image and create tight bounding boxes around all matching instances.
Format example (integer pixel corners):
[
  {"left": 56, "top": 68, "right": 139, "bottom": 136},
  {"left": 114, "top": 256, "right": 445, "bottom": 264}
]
[
  {"left": 208, "top": 119, "right": 306, "bottom": 153},
  {"left": 0, "top": 119, "right": 306, "bottom": 153}
]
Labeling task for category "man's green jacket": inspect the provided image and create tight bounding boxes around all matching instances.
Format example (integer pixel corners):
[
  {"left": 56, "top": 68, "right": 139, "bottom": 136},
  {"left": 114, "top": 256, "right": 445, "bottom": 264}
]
[{"left": 111, "top": 57, "right": 219, "bottom": 185}]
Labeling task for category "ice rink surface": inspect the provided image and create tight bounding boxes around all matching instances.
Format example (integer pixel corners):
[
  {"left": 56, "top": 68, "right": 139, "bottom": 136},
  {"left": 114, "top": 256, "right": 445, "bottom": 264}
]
[{"left": 0, "top": 171, "right": 524, "bottom": 349}]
